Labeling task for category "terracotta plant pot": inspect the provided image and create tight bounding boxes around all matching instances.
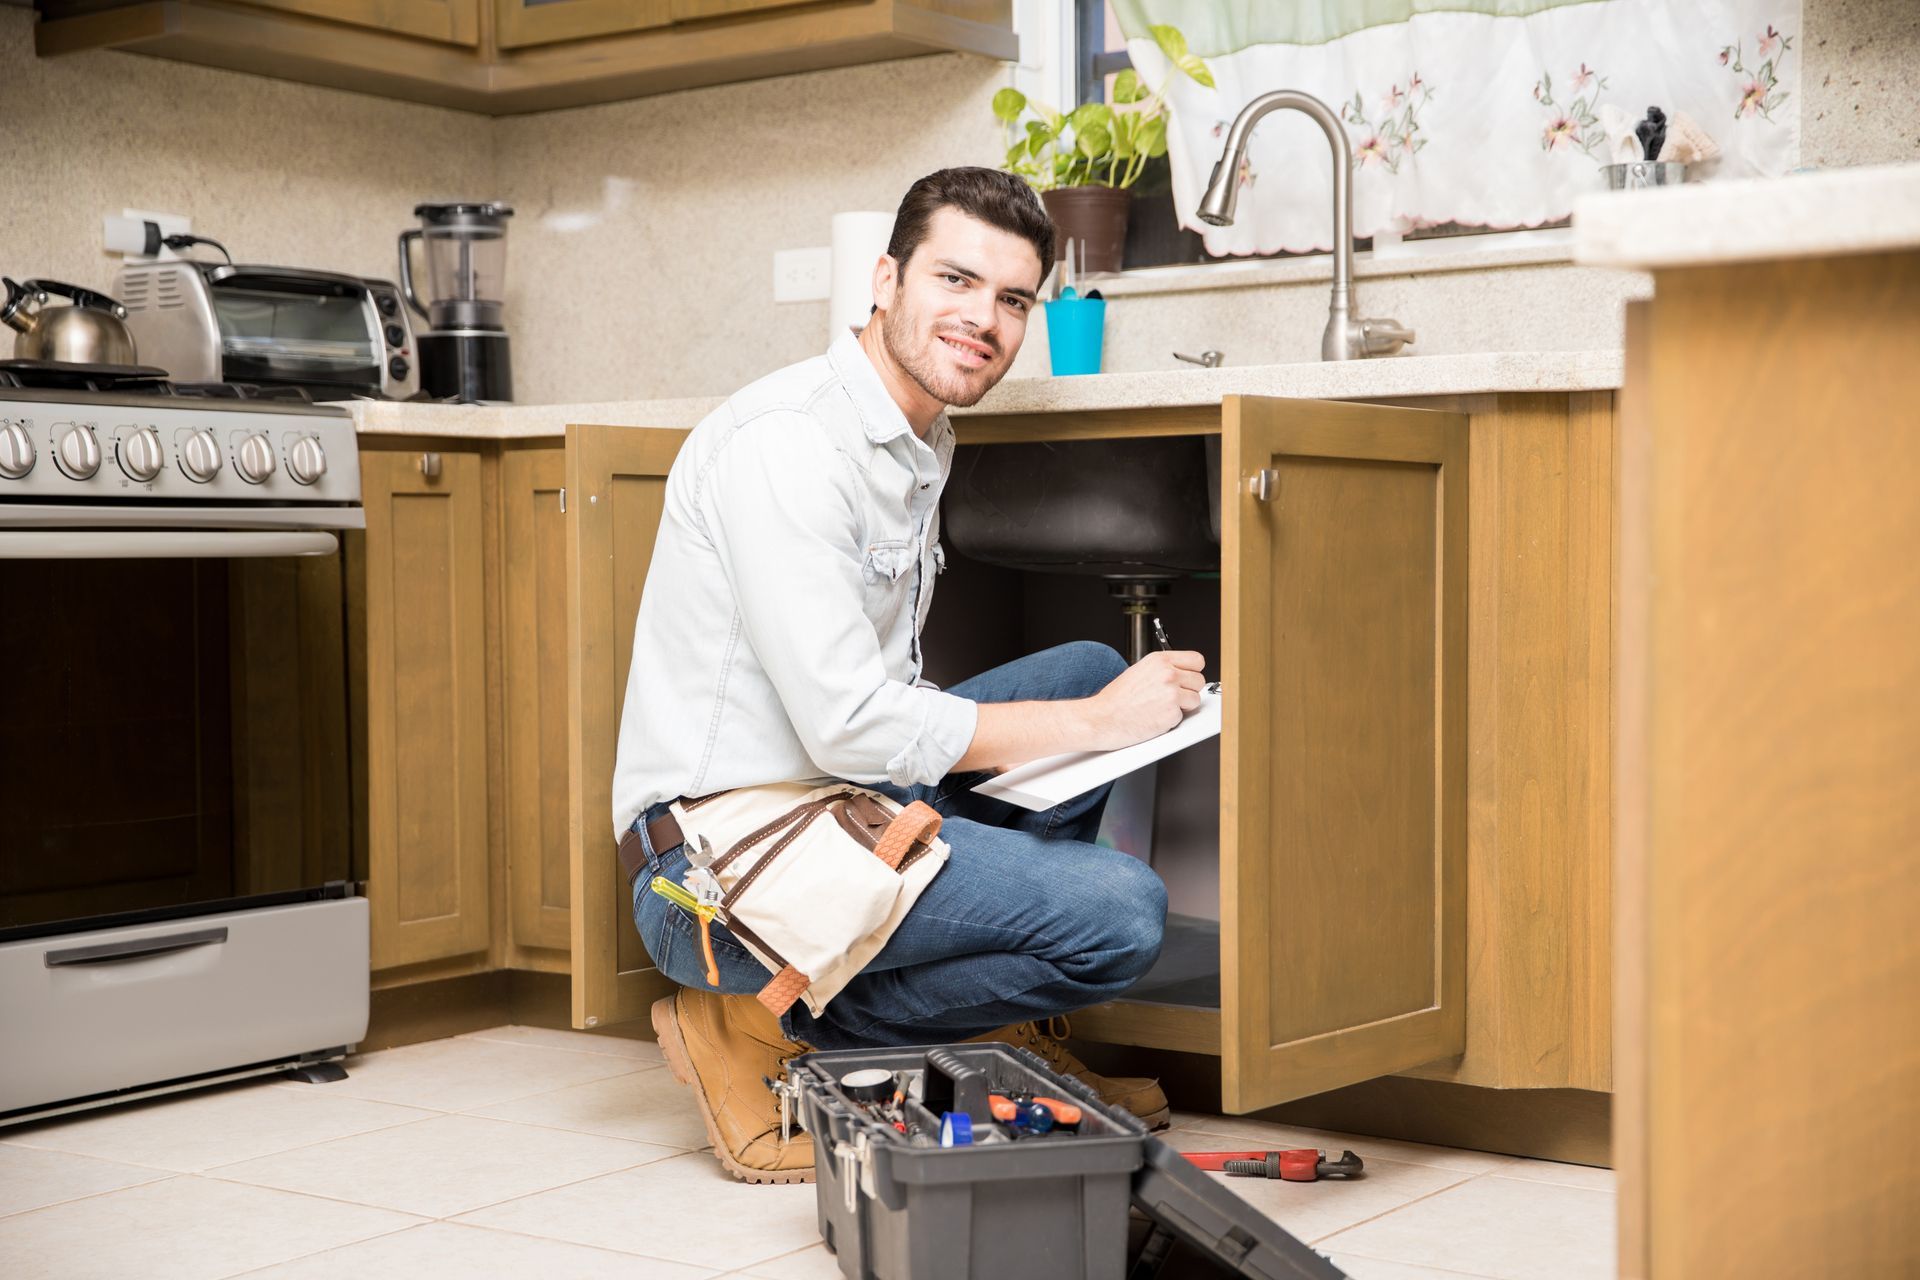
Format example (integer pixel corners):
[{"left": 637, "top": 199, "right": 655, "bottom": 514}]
[{"left": 1041, "top": 186, "right": 1132, "bottom": 276}]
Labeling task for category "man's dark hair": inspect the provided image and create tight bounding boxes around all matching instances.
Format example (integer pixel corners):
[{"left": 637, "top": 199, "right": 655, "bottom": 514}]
[{"left": 885, "top": 167, "right": 1055, "bottom": 290}]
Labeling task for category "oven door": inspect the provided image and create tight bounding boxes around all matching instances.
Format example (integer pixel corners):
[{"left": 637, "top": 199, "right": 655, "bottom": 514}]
[{"left": 0, "top": 532, "right": 354, "bottom": 936}]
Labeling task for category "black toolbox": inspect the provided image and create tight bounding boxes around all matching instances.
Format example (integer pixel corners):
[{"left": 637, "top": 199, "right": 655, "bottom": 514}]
[{"left": 790, "top": 1043, "right": 1348, "bottom": 1280}]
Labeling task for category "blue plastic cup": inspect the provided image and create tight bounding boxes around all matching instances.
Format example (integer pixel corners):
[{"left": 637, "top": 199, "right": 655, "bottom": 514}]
[{"left": 1045, "top": 295, "right": 1106, "bottom": 376}]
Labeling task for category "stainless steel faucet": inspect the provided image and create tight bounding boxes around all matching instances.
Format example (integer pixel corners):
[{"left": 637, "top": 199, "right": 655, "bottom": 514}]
[{"left": 1198, "top": 90, "right": 1415, "bottom": 361}]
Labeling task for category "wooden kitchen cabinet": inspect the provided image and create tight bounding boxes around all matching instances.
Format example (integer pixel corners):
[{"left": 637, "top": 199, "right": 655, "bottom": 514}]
[
  {"left": 563, "top": 424, "right": 687, "bottom": 1028},
  {"left": 493, "top": 0, "right": 668, "bottom": 49},
  {"left": 562, "top": 399, "right": 1477, "bottom": 1111},
  {"left": 238, "top": 0, "right": 481, "bottom": 45},
  {"left": 353, "top": 446, "right": 492, "bottom": 974},
  {"left": 36, "top": 0, "right": 1017, "bottom": 115},
  {"left": 1614, "top": 255, "right": 1920, "bottom": 1276},
  {"left": 500, "top": 447, "right": 573, "bottom": 960}
]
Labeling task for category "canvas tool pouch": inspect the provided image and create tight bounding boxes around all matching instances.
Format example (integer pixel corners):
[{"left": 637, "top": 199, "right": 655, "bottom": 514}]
[{"left": 666, "top": 782, "right": 949, "bottom": 1019}]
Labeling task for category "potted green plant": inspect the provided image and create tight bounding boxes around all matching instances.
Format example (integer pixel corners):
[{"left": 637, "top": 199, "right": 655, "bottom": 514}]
[{"left": 993, "top": 24, "right": 1214, "bottom": 275}]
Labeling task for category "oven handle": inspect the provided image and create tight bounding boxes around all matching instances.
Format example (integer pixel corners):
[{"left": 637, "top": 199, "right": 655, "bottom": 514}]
[
  {"left": 45, "top": 926, "right": 230, "bottom": 968},
  {"left": 0, "top": 530, "right": 337, "bottom": 559}
]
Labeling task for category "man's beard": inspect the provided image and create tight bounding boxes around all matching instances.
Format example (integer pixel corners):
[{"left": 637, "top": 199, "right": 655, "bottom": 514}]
[{"left": 879, "top": 301, "right": 1003, "bottom": 409}]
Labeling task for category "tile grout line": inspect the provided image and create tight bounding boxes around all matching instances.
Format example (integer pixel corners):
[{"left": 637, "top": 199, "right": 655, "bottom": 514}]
[
  {"left": 0, "top": 1166, "right": 177, "bottom": 1222},
  {"left": 434, "top": 1147, "right": 705, "bottom": 1222},
  {"left": 1304, "top": 1169, "right": 1489, "bottom": 1247},
  {"left": 212, "top": 1219, "right": 425, "bottom": 1280},
  {"left": 419, "top": 1212, "right": 737, "bottom": 1271},
  {"left": 1321, "top": 1247, "right": 1503, "bottom": 1280},
  {"left": 448, "top": 1107, "right": 709, "bottom": 1153}
]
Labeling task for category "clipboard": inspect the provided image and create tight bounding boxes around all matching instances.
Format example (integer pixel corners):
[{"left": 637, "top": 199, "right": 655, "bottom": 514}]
[{"left": 972, "top": 686, "right": 1222, "bottom": 812}]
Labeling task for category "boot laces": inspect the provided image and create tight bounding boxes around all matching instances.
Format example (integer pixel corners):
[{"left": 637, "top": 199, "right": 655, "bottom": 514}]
[{"left": 1013, "top": 1017, "right": 1086, "bottom": 1074}]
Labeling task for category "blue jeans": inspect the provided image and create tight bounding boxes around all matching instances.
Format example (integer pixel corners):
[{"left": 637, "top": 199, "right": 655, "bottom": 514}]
[{"left": 628, "top": 640, "right": 1169, "bottom": 1050}]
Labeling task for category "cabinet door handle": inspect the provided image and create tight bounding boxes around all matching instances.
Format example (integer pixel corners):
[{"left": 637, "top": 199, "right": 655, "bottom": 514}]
[
  {"left": 419, "top": 452, "right": 441, "bottom": 479},
  {"left": 1249, "top": 468, "right": 1279, "bottom": 501},
  {"left": 558, "top": 487, "right": 566, "bottom": 513}
]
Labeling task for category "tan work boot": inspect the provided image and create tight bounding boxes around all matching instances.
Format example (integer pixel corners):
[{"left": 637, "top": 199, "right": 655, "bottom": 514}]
[
  {"left": 968, "top": 1017, "right": 1172, "bottom": 1130},
  {"left": 652, "top": 988, "right": 815, "bottom": 1184}
]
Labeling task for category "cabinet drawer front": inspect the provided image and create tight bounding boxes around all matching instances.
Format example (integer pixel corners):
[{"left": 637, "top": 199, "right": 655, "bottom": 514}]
[{"left": 0, "top": 896, "right": 368, "bottom": 1116}]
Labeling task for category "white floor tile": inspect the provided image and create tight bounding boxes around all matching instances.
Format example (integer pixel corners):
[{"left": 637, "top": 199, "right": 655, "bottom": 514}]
[
  {"left": 728, "top": 1241, "right": 845, "bottom": 1279},
  {"left": 0, "top": 1175, "right": 421, "bottom": 1280},
  {"left": 1, "top": 1079, "right": 434, "bottom": 1173},
  {"left": 1327, "top": 1254, "right": 1499, "bottom": 1279},
  {"left": 456, "top": 1024, "right": 667, "bottom": 1064},
  {"left": 1154, "top": 1129, "right": 1477, "bottom": 1244},
  {"left": 282, "top": 1035, "right": 645, "bottom": 1112},
  {"left": 208, "top": 1112, "right": 679, "bottom": 1218},
  {"left": 1483, "top": 1157, "right": 1615, "bottom": 1192},
  {"left": 230, "top": 1220, "right": 718, "bottom": 1278},
  {"left": 467, "top": 1064, "right": 709, "bottom": 1148},
  {"left": 1170, "top": 1112, "right": 1521, "bottom": 1175},
  {"left": 0, "top": 1143, "right": 167, "bottom": 1218},
  {"left": 455, "top": 1150, "right": 820, "bottom": 1272},
  {"left": 1319, "top": 1174, "right": 1616, "bottom": 1280}
]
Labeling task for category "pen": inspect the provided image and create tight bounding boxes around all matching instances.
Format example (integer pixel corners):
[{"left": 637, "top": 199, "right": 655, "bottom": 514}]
[{"left": 1152, "top": 617, "right": 1172, "bottom": 651}]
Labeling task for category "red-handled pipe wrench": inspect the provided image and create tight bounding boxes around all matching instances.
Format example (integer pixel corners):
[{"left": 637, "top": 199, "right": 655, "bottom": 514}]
[{"left": 1181, "top": 1148, "right": 1364, "bottom": 1181}]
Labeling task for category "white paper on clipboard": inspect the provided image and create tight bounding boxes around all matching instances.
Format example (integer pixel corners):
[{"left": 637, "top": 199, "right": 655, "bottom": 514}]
[{"left": 972, "top": 688, "right": 1222, "bottom": 812}]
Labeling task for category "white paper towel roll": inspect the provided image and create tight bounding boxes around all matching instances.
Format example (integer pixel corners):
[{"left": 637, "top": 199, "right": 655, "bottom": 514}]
[{"left": 829, "top": 211, "right": 896, "bottom": 338}]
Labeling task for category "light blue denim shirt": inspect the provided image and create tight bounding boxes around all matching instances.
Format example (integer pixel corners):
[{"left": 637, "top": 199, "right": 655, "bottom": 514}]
[{"left": 610, "top": 330, "right": 979, "bottom": 837}]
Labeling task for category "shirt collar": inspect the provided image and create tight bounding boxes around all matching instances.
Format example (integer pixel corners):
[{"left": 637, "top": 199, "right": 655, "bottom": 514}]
[{"left": 828, "top": 327, "right": 949, "bottom": 449}]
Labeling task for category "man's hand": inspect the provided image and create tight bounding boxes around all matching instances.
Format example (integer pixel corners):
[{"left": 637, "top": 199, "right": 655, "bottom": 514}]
[
  {"left": 951, "top": 650, "right": 1211, "bottom": 774},
  {"left": 1082, "top": 650, "right": 1209, "bottom": 751}
]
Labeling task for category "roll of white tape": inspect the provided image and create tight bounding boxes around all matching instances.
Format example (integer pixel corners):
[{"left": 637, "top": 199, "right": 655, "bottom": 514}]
[{"left": 829, "top": 211, "right": 896, "bottom": 338}]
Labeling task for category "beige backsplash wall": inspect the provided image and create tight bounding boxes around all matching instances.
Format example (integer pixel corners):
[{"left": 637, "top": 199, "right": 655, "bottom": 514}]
[
  {"left": 0, "top": 8, "right": 492, "bottom": 313},
  {"left": 3, "top": 0, "right": 1913, "bottom": 402}
]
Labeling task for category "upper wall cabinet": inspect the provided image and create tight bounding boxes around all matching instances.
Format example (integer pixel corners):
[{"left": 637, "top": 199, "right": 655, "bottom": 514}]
[
  {"left": 493, "top": 0, "right": 667, "bottom": 50},
  {"left": 244, "top": 0, "right": 481, "bottom": 46},
  {"left": 33, "top": 0, "right": 1017, "bottom": 115}
]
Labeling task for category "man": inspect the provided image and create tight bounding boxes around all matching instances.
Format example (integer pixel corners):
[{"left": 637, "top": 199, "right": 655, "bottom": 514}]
[{"left": 614, "top": 168, "right": 1209, "bottom": 1183}]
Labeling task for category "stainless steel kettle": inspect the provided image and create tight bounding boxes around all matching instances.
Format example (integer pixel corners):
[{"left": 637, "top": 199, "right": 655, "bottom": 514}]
[{"left": 2, "top": 278, "right": 139, "bottom": 365}]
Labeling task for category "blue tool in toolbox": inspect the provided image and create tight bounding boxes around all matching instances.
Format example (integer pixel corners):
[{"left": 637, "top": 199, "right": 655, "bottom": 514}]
[{"left": 787, "top": 1042, "right": 1351, "bottom": 1280}]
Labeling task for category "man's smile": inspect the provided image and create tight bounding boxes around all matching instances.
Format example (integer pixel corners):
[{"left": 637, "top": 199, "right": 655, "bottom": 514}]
[{"left": 938, "top": 333, "right": 994, "bottom": 369}]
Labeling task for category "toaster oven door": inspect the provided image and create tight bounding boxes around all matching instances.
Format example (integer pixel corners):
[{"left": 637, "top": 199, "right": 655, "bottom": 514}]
[{"left": 210, "top": 269, "right": 383, "bottom": 396}]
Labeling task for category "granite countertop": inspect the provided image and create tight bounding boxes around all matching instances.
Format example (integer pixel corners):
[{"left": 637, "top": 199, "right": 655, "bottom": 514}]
[
  {"left": 1574, "top": 161, "right": 1920, "bottom": 270},
  {"left": 346, "top": 349, "right": 1624, "bottom": 440}
]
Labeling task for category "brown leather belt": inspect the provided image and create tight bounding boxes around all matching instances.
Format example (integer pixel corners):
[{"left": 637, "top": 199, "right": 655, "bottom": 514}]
[{"left": 616, "top": 806, "right": 685, "bottom": 887}]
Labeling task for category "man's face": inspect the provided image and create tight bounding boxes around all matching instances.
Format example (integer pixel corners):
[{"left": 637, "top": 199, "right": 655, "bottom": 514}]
[{"left": 874, "top": 207, "right": 1043, "bottom": 408}]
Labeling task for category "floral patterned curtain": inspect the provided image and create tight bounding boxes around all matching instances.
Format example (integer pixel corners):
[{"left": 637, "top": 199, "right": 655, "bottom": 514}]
[{"left": 1117, "top": 0, "right": 1802, "bottom": 254}]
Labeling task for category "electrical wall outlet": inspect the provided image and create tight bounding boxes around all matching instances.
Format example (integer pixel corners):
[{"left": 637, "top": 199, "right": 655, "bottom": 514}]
[
  {"left": 104, "top": 209, "right": 192, "bottom": 259},
  {"left": 772, "top": 247, "right": 832, "bottom": 303}
]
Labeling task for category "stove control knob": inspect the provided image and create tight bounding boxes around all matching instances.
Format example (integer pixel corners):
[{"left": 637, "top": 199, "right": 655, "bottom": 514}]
[
  {"left": 179, "top": 429, "right": 223, "bottom": 483},
  {"left": 0, "top": 420, "right": 33, "bottom": 479},
  {"left": 287, "top": 435, "right": 327, "bottom": 486},
  {"left": 235, "top": 432, "right": 276, "bottom": 485},
  {"left": 55, "top": 423, "right": 101, "bottom": 480},
  {"left": 118, "top": 425, "right": 165, "bottom": 483}
]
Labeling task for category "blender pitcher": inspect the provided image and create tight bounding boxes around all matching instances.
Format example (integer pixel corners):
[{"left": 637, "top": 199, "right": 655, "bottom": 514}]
[{"left": 399, "top": 202, "right": 513, "bottom": 402}]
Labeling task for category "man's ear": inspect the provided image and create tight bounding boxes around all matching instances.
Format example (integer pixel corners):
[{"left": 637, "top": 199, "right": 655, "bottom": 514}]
[{"left": 871, "top": 254, "right": 899, "bottom": 313}]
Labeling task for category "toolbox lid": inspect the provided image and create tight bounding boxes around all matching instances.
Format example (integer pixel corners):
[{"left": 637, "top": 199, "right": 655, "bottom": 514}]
[{"left": 1130, "top": 1135, "right": 1347, "bottom": 1279}]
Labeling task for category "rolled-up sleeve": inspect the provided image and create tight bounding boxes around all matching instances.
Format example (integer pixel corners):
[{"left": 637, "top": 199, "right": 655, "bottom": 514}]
[{"left": 699, "top": 413, "right": 977, "bottom": 786}]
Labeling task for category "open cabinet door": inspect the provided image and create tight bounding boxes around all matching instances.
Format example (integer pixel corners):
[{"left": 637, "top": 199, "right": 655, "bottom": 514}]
[
  {"left": 1220, "top": 396, "right": 1469, "bottom": 1113},
  {"left": 566, "top": 423, "right": 688, "bottom": 1029}
]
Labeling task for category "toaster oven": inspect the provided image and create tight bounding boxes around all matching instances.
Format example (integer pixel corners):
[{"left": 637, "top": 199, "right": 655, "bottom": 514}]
[{"left": 115, "top": 262, "right": 418, "bottom": 400}]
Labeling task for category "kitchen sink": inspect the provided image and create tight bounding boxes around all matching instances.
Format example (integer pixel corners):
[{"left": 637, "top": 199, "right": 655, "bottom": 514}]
[{"left": 941, "top": 435, "right": 1221, "bottom": 577}]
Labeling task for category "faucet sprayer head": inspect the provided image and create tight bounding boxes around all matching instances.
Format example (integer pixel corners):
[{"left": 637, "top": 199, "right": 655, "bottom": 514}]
[{"left": 1197, "top": 155, "right": 1240, "bottom": 226}]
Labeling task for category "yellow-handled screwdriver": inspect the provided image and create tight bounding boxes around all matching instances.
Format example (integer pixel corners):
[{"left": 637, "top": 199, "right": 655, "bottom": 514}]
[{"left": 648, "top": 875, "right": 721, "bottom": 988}]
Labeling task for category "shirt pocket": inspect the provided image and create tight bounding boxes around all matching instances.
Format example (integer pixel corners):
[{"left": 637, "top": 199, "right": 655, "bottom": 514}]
[{"left": 862, "top": 538, "right": 918, "bottom": 586}]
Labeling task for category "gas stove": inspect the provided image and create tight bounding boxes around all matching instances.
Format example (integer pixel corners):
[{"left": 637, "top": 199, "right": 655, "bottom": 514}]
[{"left": 0, "top": 363, "right": 362, "bottom": 552}]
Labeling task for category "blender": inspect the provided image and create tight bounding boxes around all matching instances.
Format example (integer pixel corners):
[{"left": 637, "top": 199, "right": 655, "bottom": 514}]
[{"left": 398, "top": 202, "right": 514, "bottom": 402}]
